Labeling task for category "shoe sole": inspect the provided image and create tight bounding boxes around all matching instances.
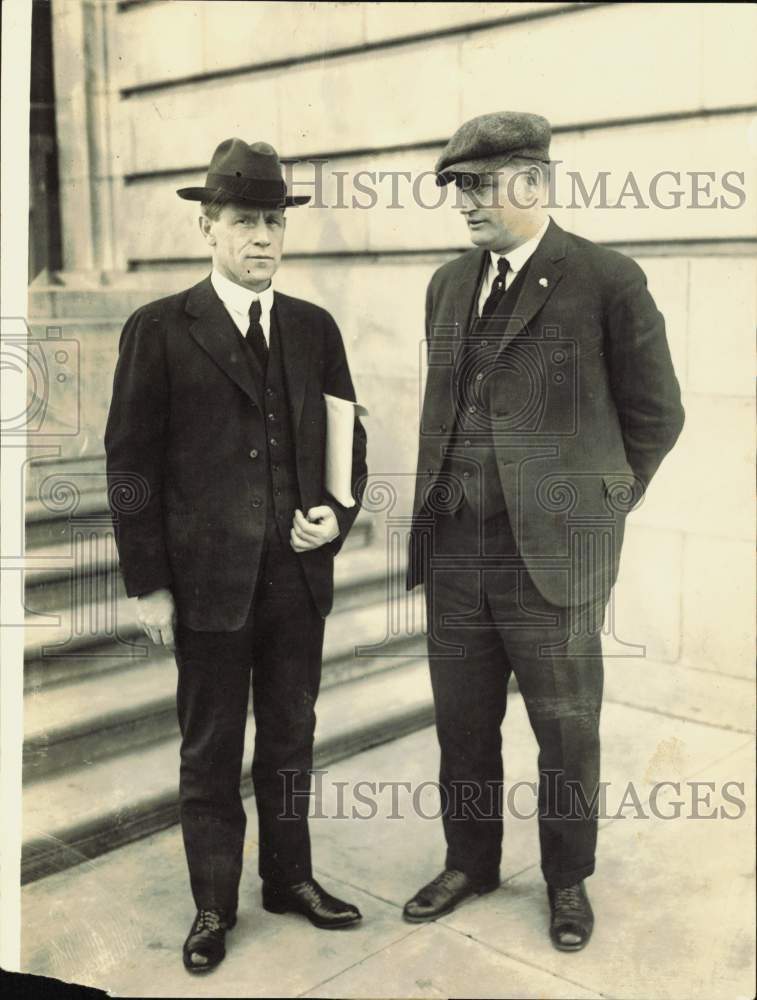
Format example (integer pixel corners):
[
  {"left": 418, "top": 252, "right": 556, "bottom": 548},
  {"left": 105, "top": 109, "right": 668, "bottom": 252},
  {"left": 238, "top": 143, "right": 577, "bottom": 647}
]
[
  {"left": 183, "top": 959, "right": 224, "bottom": 974},
  {"left": 402, "top": 880, "right": 500, "bottom": 923},
  {"left": 262, "top": 901, "right": 362, "bottom": 929},
  {"left": 550, "top": 928, "right": 593, "bottom": 952},
  {"left": 183, "top": 949, "right": 226, "bottom": 974}
]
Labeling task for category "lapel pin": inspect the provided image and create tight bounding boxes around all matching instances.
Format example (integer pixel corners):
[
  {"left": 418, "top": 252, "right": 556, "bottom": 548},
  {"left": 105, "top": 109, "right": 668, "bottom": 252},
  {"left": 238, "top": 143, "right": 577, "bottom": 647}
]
[{"left": 539, "top": 277, "right": 549, "bottom": 287}]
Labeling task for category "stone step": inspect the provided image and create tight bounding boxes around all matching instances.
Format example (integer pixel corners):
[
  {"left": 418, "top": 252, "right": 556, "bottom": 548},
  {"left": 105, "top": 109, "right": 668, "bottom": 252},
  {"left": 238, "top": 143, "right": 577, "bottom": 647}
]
[
  {"left": 25, "top": 452, "right": 106, "bottom": 503},
  {"left": 21, "top": 656, "right": 435, "bottom": 884},
  {"left": 24, "top": 527, "right": 388, "bottom": 617},
  {"left": 23, "top": 539, "right": 404, "bottom": 691},
  {"left": 28, "top": 286, "right": 166, "bottom": 320},
  {"left": 23, "top": 595, "right": 426, "bottom": 780},
  {"left": 24, "top": 489, "right": 374, "bottom": 552}
]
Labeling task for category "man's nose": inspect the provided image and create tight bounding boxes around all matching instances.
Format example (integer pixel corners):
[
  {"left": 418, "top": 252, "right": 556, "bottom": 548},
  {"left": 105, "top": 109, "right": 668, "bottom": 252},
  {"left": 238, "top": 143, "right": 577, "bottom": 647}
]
[{"left": 251, "top": 226, "right": 271, "bottom": 245}]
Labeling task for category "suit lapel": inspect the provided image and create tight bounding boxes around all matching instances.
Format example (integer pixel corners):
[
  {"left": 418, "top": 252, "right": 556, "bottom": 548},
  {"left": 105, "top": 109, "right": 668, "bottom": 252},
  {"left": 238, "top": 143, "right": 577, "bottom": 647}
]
[
  {"left": 455, "top": 248, "right": 488, "bottom": 332},
  {"left": 186, "top": 276, "right": 262, "bottom": 407},
  {"left": 272, "top": 292, "right": 311, "bottom": 431},
  {"left": 493, "top": 218, "right": 567, "bottom": 357},
  {"left": 420, "top": 249, "right": 486, "bottom": 434}
]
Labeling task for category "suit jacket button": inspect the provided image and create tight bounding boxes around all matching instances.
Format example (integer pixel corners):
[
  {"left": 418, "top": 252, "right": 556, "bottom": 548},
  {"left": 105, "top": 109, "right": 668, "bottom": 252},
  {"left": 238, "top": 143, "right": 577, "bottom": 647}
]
[
  {"left": 270, "top": 437, "right": 278, "bottom": 446},
  {"left": 464, "top": 439, "right": 471, "bottom": 447},
  {"left": 249, "top": 449, "right": 259, "bottom": 459},
  {"left": 251, "top": 497, "right": 261, "bottom": 508},
  {"left": 462, "top": 471, "right": 471, "bottom": 479}
]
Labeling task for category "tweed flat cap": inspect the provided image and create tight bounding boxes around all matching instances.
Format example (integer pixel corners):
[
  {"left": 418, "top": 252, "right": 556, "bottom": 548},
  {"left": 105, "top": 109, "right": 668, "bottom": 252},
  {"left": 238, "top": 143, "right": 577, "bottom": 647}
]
[{"left": 435, "top": 111, "right": 551, "bottom": 186}]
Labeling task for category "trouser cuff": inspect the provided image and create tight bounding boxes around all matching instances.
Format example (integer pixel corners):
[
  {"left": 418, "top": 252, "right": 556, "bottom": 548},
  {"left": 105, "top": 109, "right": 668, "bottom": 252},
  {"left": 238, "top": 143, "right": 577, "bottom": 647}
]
[{"left": 543, "top": 860, "right": 595, "bottom": 889}]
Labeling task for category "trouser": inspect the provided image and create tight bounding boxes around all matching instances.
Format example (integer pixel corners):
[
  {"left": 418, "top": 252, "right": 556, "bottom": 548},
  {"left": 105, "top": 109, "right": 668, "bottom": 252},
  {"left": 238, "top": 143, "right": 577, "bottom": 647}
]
[
  {"left": 174, "top": 519, "right": 325, "bottom": 915},
  {"left": 425, "top": 503, "right": 605, "bottom": 889}
]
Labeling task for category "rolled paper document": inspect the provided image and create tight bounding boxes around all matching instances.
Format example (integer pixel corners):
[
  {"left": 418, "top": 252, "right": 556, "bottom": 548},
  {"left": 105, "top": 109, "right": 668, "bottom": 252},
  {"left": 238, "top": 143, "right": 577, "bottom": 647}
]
[{"left": 323, "top": 393, "right": 368, "bottom": 508}]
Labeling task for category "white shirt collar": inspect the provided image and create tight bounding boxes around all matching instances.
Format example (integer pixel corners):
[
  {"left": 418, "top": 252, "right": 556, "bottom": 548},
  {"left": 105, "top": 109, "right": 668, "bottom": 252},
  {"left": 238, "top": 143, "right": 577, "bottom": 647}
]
[
  {"left": 490, "top": 217, "right": 550, "bottom": 276},
  {"left": 211, "top": 268, "right": 274, "bottom": 318}
]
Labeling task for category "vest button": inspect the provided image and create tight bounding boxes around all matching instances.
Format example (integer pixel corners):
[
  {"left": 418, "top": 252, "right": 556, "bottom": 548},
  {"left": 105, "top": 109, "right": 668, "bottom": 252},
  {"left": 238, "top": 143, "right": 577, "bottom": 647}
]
[
  {"left": 249, "top": 449, "right": 259, "bottom": 459},
  {"left": 480, "top": 340, "right": 489, "bottom": 348},
  {"left": 267, "top": 412, "right": 275, "bottom": 420},
  {"left": 275, "top": 488, "right": 282, "bottom": 496},
  {"left": 475, "top": 372, "right": 484, "bottom": 381},
  {"left": 272, "top": 463, "right": 279, "bottom": 472},
  {"left": 270, "top": 437, "right": 278, "bottom": 447},
  {"left": 266, "top": 388, "right": 274, "bottom": 396},
  {"left": 468, "top": 406, "right": 476, "bottom": 414},
  {"left": 463, "top": 471, "right": 471, "bottom": 479},
  {"left": 464, "top": 439, "right": 471, "bottom": 447},
  {"left": 251, "top": 497, "right": 261, "bottom": 508}
]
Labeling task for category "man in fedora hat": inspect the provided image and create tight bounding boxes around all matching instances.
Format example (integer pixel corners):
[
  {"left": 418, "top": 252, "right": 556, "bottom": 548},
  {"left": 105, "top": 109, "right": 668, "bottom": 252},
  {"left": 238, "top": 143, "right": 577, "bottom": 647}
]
[
  {"left": 404, "top": 112, "right": 684, "bottom": 949},
  {"left": 105, "top": 138, "right": 367, "bottom": 973}
]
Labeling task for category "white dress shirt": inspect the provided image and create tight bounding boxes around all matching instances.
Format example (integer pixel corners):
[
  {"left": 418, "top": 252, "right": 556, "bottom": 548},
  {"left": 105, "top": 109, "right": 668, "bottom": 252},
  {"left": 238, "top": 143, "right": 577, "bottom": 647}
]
[
  {"left": 476, "top": 218, "right": 550, "bottom": 317},
  {"left": 211, "top": 268, "right": 274, "bottom": 344}
]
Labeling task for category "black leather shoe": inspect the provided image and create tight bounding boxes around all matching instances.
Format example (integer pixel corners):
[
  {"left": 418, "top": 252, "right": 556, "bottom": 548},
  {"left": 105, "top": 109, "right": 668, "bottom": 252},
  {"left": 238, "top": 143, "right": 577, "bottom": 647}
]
[
  {"left": 262, "top": 878, "right": 362, "bottom": 929},
  {"left": 182, "top": 908, "right": 236, "bottom": 973},
  {"left": 547, "top": 881, "right": 594, "bottom": 951},
  {"left": 403, "top": 869, "right": 500, "bottom": 923}
]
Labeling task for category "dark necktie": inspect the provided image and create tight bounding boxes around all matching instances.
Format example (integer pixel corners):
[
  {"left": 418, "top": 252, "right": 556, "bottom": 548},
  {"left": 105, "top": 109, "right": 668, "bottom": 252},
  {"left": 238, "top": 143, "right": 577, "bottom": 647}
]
[
  {"left": 245, "top": 298, "right": 269, "bottom": 371},
  {"left": 480, "top": 256, "right": 511, "bottom": 318}
]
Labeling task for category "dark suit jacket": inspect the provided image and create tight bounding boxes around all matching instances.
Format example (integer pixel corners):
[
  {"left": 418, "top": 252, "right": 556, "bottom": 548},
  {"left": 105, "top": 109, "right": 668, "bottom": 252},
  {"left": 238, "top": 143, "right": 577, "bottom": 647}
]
[
  {"left": 105, "top": 276, "right": 367, "bottom": 631},
  {"left": 408, "top": 219, "right": 684, "bottom": 606}
]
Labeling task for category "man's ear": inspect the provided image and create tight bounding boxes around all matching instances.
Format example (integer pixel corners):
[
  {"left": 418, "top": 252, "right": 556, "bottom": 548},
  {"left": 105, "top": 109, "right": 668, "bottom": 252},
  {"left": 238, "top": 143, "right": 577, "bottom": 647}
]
[{"left": 198, "top": 214, "right": 216, "bottom": 245}]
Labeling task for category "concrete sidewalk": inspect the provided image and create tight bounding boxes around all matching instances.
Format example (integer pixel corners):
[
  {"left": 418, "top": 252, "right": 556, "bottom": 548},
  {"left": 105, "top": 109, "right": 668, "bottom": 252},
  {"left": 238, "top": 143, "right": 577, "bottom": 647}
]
[{"left": 21, "top": 670, "right": 755, "bottom": 999}]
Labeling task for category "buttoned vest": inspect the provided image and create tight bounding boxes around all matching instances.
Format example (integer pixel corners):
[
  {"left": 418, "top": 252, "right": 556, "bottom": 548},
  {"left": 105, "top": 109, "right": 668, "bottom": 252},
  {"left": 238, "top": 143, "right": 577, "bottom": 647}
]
[{"left": 443, "top": 259, "right": 531, "bottom": 522}]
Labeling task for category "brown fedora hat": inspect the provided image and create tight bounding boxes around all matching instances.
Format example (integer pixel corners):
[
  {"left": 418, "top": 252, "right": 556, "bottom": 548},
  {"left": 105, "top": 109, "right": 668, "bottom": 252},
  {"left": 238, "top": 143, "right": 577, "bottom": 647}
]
[{"left": 177, "top": 138, "right": 310, "bottom": 207}]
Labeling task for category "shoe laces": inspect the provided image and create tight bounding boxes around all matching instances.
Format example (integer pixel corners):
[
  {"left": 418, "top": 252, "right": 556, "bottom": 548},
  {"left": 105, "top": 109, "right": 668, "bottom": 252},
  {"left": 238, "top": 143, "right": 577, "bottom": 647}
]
[
  {"left": 430, "top": 869, "right": 464, "bottom": 890},
  {"left": 195, "top": 908, "right": 224, "bottom": 933},
  {"left": 554, "top": 884, "right": 584, "bottom": 914}
]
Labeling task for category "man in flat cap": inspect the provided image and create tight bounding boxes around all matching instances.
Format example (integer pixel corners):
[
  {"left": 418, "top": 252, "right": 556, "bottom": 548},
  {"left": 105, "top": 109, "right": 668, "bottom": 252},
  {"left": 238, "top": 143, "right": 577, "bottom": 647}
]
[
  {"left": 405, "top": 112, "right": 684, "bottom": 949},
  {"left": 105, "top": 138, "right": 367, "bottom": 972}
]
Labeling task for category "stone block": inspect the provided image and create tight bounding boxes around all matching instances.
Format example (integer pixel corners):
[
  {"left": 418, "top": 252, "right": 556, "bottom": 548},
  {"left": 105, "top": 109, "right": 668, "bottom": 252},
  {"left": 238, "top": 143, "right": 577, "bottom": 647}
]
[
  {"left": 278, "top": 36, "right": 462, "bottom": 158},
  {"left": 562, "top": 113, "right": 757, "bottom": 245},
  {"left": 114, "top": 1, "right": 204, "bottom": 91},
  {"left": 687, "top": 257, "right": 757, "bottom": 398},
  {"left": 700, "top": 4, "right": 757, "bottom": 109},
  {"left": 639, "top": 257, "right": 690, "bottom": 392},
  {"left": 460, "top": 4, "right": 701, "bottom": 127},
  {"left": 631, "top": 393, "right": 753, "bottom": 542},
  {"left": 604, "top": 524, "right": 683, "bottom": 665},
  {"left": 363, "top": 1, "right": 566, "bottom": 44},
  {"left": 200, "top": 2, "right": 365, "bottom": 79},
  {"left": 125, "top": 74, "right": 280, "bottom": 177},
  {"left": 681, "top": 534, "right": 755, "bottom": 678}
]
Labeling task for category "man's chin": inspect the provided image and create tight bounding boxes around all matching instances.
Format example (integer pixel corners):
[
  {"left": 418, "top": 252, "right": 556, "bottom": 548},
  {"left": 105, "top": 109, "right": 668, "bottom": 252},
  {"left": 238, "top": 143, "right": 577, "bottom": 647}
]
[
  {"left": 242, "top": 265, "right": 275, "bottom": 285},
  {"left": 467, "top": 230, "right": 494, "bottom": 249}
]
